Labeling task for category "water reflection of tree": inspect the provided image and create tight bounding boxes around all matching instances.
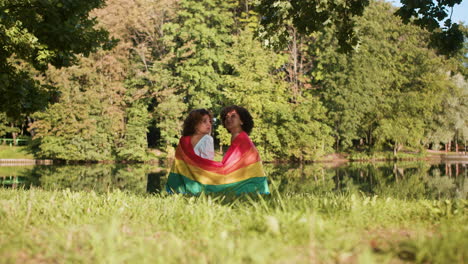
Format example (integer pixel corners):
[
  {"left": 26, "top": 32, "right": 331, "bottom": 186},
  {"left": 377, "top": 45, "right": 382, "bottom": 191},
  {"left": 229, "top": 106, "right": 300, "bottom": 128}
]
[
  {"left": 266, "top": 162, "right": 465, "bottom": 199},
  {"left": 27, "top": 165, "right": 154, "bottom": 194},
  {"left": 147, "top": 171, "right": 167, "bottom": 194},
  {"left": 265, "top": 164, "right": 335, "bottom": 195},
  {"left": 4, "top": 162, "right": 465, "bottom": 199},
  {"left": 371, "top": 163, "right": 430, "bottom": 199},
  {"left": 426, "top": 164, "right": 466, "bottom": 199},
  {"left": 341, "top": 162, "right": 462, "bottom": 199}
]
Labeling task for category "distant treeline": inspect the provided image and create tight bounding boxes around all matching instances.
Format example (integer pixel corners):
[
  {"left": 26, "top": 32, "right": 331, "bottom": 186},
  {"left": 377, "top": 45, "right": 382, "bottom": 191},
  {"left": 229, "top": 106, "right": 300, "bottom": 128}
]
[{"left": 0, "top": 0, "right": 467, "bottom": 162}]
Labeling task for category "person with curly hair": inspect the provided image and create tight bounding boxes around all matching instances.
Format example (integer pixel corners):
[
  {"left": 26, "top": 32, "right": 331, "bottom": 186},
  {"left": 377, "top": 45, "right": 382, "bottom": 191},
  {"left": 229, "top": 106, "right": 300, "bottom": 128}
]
[
  {"left": 166, "top": 106, "right": 269, "bottom": 195},
  {"left": 219, "top": 105, "right": 254, "bottom": 142},
  {"left": 182, "top": 109, "right": 214, "bottom": 160}
]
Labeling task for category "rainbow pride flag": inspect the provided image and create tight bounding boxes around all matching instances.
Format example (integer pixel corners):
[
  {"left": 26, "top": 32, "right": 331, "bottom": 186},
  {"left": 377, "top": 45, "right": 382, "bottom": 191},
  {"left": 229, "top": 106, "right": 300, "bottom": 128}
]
[{"left": 166, "top": 132, "right": 269, "bottom": 195}]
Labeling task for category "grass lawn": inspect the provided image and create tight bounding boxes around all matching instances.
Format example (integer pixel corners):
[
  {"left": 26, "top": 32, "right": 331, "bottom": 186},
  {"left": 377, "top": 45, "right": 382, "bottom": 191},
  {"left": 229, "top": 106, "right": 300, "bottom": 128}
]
[
  {"left": 0, "top": 166, "right": 34, "bottom": 177},
  {"left": 0, "top": 187, "right": 466, "bottom": 263},
  {"left": 0, "top": 146, "right": 34, "bottom": 159}
]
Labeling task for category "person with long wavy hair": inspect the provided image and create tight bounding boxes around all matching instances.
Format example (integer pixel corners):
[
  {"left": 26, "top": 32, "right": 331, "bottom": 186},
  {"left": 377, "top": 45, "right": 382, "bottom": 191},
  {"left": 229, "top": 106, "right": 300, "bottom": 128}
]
[
  {"left": 166, "top": 106, "right": 269, "bottom": 195},
  {"left": 181, "top": 109, "right": 214, "bottom": 160}
]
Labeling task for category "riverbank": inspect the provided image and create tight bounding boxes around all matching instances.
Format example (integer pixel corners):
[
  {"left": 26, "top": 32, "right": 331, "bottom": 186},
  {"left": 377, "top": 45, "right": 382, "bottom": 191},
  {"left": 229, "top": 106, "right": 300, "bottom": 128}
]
[
  {"left": 0, "top": 188, "right": 465, "bottom": 263},
  {"left": 2, "top": 146, "right": 467, "bottom": 166},
  {"left": 0, "top": 159, "right": 53, "bottom": 166},
  {"left": 314, "top": 151, "right": 468, "bottom": 167},
  {"left": 0, "top": 146, "right": 161, "bottom": 165}
]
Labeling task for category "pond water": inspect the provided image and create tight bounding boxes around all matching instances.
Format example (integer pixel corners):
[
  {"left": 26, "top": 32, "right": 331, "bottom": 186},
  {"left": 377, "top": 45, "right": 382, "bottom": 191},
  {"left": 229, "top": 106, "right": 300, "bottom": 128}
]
[{"left": 1, "top": 161, "right": 466, "bottom": 199}]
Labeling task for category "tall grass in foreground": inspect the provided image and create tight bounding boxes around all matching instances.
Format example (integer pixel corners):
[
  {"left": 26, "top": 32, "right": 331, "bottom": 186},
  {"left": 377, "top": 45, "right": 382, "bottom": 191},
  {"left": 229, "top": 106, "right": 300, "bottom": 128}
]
[{"left": 0, "top": 187, "right": 466, "bottom": 263}]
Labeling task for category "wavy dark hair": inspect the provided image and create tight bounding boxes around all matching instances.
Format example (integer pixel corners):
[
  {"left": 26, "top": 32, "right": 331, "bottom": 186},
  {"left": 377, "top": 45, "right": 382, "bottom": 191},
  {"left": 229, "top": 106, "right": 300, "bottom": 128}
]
[
  {"left": 220, "top": 105, "right": 254, "bottom": 134},
  {"left": 182, "top": 109, "right": 213, "bottom": 136}
]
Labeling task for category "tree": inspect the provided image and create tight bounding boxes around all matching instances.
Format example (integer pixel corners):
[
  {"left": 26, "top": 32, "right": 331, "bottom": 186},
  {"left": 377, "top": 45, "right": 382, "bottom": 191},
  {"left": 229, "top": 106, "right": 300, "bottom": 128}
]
[
  {"left": 374, "top": 116, "right": 425, "bottom": 155},
  {"left": 0, "top": 0, "right": 113, "bottom": 117},
  {"left": 0, "top": 113, "right": 19, "bottom": 139},
  {"left": 219, "top": 28, "right": 290, "bottom": 160},
  {"left": 116, "top": 101, "right": 151, "bottom": 161},
  {"left": 257, "top": 0, "right": 369, "bottom": 52},
  {"left": 257, "top": 0, "right": 465, "bottom": 55},
  {"left": 160, "top": 0, "right": 236, "bottom": 110},
  {"left": 220, "top": 14, "right": 333, "bottom": 160},
  {"left": 314, "top": 1, "right": 453, "bottom": 152},
  {"left": 425, "top": 74, "right": 468, "bottom": 151},
  {"left": 28, "top": 0, "right": 177, "bottom": 161},
  {"left": 396, "top": 0, "right": 465, "bottom": 56}
]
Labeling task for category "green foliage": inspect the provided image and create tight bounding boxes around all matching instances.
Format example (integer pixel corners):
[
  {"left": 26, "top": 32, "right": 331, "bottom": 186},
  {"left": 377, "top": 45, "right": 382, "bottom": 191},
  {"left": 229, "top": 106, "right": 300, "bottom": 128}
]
[
  {"left": 160, "top": 0, "right": 236, "bottom": 110},
  {"left": 0, "top": 0, "right": 113, "bottom": 118},
  {"left": 219, "top": 28, "right": 290, "bottom": 159},
  {"left": 0, "top": 112, "right": 19, "bottom": 137},
  {"left": 396, "top": 0, "right": 465, "bottom": 56},
  {"left": 257, "top": 0, "right": 466, "bottom": 55},
  {"left": 219, "top": 28, "right": 333, "bottom": 161},
  {"left": 148, "top": 65, "right": 186, "bottom": 147},
  {"left": 425, "top": 74, "right": 468, "bottom": 148},
  {"left": 116, "top": 102, "right": 151, "bottom": 161},
  {"left": 257, "top": 0, "right": 369, "bottom": 52},
  {"left": 3, "top": 0, "right": 467, "bottom": 162},
  {"left": 314, "top": 1, "right": 455, "bottom": 152},
  {"left": 30, "top": 92, "right": 111, "bottom": 160},
  {"left": 374, "top": 116, "right": 425, "bottom": 154},
  {"left": 27, "top": 0, "right": 176, "bottom": 161}
]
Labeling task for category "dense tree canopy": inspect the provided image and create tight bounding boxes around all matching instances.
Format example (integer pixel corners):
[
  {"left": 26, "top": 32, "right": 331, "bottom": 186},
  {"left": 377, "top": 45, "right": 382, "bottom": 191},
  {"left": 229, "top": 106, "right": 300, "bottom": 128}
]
[
  {"left": 257, "top": 0, "right": 466, "bottom": 55},
  {"left": 28, "top": 0, "right": 177, "bottom": 161},
  {"left": 1, "top": 0, "right": 467, "bottom": 161},
  {"left": 0, "top": 0, "right": 114, "bottom": 117},
  {"left": 314, "top": 1, "right": 459, "bottom": 152},
  {"left": 257, "top": 0, "right": 369, "bottom": 51},
  {"left": 396, "top": 0, "right": 464, "bottom": 55}
]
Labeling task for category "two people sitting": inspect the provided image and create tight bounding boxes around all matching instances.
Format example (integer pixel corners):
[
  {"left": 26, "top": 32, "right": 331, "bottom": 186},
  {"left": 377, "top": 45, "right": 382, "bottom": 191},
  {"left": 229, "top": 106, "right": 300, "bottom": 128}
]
[{"left": 166, "top": 106, "right": 269, "bottom": 195}]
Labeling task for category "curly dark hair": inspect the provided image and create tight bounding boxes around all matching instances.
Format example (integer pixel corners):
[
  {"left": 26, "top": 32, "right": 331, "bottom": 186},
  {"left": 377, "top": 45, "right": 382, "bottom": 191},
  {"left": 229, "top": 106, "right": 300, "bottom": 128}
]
[
  {"left": 182, "top": 109, "right": 213, "bottom": 137},
  {"left": 220, "top": 105, "right": 254, "bottom": 134}
]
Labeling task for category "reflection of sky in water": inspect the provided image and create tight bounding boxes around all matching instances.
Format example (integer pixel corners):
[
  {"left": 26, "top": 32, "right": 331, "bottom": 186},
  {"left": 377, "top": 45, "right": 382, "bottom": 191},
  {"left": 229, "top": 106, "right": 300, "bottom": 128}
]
[{"left": 1, "top": 162, "right": 466, "bottom": 199}]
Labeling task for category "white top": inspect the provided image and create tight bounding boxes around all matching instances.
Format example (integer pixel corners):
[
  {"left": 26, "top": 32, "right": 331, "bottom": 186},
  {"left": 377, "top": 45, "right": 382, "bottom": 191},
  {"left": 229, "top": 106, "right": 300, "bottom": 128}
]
[{"left": 193, "top": 134, "right": 214, "bottom": 160}]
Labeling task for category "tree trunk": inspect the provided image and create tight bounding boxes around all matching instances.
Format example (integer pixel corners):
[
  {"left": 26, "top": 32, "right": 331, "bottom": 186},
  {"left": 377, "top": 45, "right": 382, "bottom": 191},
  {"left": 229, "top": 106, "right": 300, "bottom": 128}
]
[
  {"left": 300, "top": 157, "right": 307, "bottom": 181},
  {"left": 27, "top": 116, "right": 35, "bottom": 137},
  {"left": 397, "top": 167, "right": 405, "bottom": 178},
  {"left": 289, "top": 26, "right": 299, "bottom": 102},
  {"left": 299, "top": 36, "right": 304, "bottom": 91},
  {"left": 335, "top": 135, "right": 339, "bottom": 152},
  {"left": 11, "top": 123, "right": 17, "bottom": 146}
]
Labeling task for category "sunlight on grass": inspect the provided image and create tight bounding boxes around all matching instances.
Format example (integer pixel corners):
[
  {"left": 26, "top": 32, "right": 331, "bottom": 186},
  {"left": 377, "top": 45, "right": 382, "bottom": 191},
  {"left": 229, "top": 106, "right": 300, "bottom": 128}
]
[
  {"left": 0, "top": 146, "right": 34, "bottom": 159},
  {"left": 0, "top": 187, "right": 466, "bottom": 263}
]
